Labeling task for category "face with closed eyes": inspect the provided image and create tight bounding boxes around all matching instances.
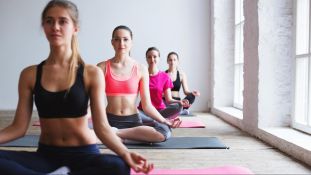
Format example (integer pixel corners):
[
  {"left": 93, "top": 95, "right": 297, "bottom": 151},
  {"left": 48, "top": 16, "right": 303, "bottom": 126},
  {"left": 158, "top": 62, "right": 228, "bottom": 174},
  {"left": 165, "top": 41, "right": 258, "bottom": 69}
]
[
  {"left": 42, "top": 6, "right": 78, "bottom": 47},
  {"left": 111, "top": 29, "right": 132, "bottom": 55}
]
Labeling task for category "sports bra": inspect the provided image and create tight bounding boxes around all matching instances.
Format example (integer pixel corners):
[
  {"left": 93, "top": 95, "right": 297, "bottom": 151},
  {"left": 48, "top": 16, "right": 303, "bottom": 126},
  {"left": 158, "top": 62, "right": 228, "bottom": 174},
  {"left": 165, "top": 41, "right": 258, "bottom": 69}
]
[
  {"left": 166, "top": 70, "right": 181, "bottom": 92},
  {"left": 34, "top": 61, "right": 89, "bottom": 118},
  {"left": 104, "top": 60, "right": 140, "bottom": 96}
]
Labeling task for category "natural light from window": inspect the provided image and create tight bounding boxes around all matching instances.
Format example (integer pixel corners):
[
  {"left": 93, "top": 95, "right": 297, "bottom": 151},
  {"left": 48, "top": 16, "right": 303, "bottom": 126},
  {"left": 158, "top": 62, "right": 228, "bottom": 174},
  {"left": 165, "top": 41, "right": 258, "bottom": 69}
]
[
  {"left": 234, "top": 0, "right": 244, "bottom": 109},
  {"left": 293, "top": 0, "right": 311, "bottom": 134}
]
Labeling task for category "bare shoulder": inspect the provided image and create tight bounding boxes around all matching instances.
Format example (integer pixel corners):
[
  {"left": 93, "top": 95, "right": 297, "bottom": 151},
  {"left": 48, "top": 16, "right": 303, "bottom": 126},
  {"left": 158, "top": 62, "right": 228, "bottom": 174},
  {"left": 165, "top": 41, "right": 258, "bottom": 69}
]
[
  {"left": 83, "top": 64, "right": 104, "bottom": 91},
  {"left": 136, "top": 62, "right": 148, "bottom": 77},
  {"left": 84, "top": 64, "right": 102, "bottom": 78},
  {"left": 20, "top": 65, "right": 37, "bottom": 81},
  {"left": 136, "top": 62, "right": 147, "bottom": 72},
  {"left": 178, "top": 70, "right": 187, "bottom": 78},
  {"left": 97, "top": 59, "right": 109, "bottom": 70},
  {"left": 21, "top": 64, "right": 36, "bottom": 74},
  {"left": 97, "top": 60, "right": 105, "bottom": 67}
]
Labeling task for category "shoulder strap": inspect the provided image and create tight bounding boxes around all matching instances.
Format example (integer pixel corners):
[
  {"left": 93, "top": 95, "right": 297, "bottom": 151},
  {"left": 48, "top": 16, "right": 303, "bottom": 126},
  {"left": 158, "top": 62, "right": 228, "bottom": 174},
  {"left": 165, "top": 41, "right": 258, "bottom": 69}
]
[
  {"left": 105, "top": 60, "right": 111, "bottom": 76},
  {"left": 35, "top": 61, "right": 45, "bottom": 89},
  {"left": 176, "top": 70, "right": 180, "bottom": 82},
  {"left": 77, "top": 64, "right": 84, "bottom": 77}
]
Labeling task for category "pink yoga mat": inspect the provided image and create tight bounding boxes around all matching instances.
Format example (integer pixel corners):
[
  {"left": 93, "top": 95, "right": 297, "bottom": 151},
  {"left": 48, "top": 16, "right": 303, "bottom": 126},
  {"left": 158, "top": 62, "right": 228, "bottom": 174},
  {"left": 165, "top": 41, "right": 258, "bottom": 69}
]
[
  {"left": 33, "top": 118, "right": 205, "bottom": 128},
  {"left": 179, "top": 119, "right": 205, "bottom": 128},
  {"left": 131, "top": 166, "right": 253, "bottom": 175},
  {"left": 32, "top": 121, "right": 40, "bottom": 126}
]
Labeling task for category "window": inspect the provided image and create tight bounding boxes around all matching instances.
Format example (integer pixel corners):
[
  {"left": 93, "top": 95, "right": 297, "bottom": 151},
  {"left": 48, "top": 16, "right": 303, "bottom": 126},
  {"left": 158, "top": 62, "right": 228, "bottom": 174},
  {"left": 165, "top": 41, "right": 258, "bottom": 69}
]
[
  {"left": 234, "top": 0, "right": 244, "bottom": 109},
  {"left": 293, "top": 0, "right": 311, "bottom": 134}
]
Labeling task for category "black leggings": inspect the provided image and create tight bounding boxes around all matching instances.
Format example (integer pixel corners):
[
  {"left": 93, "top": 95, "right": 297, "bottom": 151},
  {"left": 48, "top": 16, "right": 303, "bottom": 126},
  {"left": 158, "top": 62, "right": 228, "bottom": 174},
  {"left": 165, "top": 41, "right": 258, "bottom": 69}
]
[
  {"left": 173, "top": 93, "right": 196, "bottom": 109},
  {"left": 0, "top": 143, "right": 129, "bottom": 175}
]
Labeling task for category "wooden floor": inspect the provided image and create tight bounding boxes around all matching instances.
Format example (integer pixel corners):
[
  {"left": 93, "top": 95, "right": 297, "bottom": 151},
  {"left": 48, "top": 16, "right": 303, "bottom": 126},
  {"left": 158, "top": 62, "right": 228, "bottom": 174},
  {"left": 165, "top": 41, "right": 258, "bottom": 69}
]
[{"left": 1, "top": 112, "right": 311, "bottom": 174}]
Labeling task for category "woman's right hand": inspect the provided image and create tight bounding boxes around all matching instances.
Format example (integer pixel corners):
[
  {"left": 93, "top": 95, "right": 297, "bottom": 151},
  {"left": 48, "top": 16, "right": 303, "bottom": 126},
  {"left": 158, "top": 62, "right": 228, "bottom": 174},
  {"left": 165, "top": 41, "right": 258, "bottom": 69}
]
[
  {"left": 181, "top": 99, "right": 190, "bottom": 108},
  {"left": 122, "top": 151, "right": 154, "bottom": 174},
  {"left": 163, "top": 117, "right": 182, "bottom": 128},
  {"left": 192, "top": 90, "right": 200, "bottom": 96}
]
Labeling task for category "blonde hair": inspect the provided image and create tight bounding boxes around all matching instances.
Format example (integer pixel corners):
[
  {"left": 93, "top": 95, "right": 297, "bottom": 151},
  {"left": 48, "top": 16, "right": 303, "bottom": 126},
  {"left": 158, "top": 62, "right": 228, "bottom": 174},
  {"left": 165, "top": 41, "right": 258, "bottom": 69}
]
[{"left": 42, "top": 0, "right": 84, "bottom": 89}]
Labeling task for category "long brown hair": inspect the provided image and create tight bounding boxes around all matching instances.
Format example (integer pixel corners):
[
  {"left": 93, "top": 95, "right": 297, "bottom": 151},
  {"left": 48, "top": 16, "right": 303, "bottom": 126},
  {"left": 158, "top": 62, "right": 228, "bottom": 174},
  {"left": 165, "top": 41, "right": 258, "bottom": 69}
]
[{"left": 41, "top": 0, "right": 84, "bottom": 89}]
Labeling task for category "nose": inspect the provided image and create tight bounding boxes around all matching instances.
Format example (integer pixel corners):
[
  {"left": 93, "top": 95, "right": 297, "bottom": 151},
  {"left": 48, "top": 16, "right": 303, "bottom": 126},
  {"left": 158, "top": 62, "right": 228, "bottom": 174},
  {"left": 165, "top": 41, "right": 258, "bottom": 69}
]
[
  {"left": 119, "top": 39, "right": 125, "bottom": 46},
  {"left": 52, "top": 21, "right": 60, "bottom": 31}
]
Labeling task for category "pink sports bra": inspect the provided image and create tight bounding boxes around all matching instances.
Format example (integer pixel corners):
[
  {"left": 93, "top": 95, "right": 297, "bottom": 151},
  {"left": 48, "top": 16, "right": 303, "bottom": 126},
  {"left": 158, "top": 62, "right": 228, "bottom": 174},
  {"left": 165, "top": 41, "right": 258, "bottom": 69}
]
[{"left": 105, "top": 60, "right": 140, "bottom": 96}]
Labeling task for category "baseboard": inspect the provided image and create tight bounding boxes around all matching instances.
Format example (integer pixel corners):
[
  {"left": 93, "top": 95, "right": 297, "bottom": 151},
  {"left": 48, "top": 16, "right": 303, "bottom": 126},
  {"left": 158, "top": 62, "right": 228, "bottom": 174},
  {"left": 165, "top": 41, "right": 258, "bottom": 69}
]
[{"left": 0, "top": 110, "right": 38, "bottom": 118}]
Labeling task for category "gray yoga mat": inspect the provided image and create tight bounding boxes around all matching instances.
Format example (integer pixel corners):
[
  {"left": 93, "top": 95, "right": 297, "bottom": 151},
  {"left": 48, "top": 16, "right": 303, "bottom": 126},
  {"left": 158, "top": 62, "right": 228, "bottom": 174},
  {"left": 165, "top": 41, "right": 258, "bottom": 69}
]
[{"left": 0, "top": 135, "right": 229, "bottom": 149}]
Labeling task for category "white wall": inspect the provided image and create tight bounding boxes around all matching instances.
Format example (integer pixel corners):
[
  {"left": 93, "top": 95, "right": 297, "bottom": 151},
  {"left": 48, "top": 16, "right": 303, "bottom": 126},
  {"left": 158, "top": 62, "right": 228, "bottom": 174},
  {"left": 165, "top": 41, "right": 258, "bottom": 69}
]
[
  {"left": 257, "top": 0, "right": 293, "bottom": 127},
  {"left": 212, "top": 0, "right": 234, "bottom": 107},
  {"left": 0, "top": 0, "right": 210, "bottom": 111}
]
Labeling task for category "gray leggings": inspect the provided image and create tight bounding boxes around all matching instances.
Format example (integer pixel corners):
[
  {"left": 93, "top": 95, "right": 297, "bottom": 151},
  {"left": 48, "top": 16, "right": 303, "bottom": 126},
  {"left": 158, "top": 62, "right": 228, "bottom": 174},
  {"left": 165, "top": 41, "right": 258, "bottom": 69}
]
[
  {"left": 150, "top": 102, "right": 183, "bottom": 120},
  {"left": 158, "top": 102, "right": 183, "bottom": 119},
  {"left": 107, "top": 113, "right": 171, "bottom": 141}
]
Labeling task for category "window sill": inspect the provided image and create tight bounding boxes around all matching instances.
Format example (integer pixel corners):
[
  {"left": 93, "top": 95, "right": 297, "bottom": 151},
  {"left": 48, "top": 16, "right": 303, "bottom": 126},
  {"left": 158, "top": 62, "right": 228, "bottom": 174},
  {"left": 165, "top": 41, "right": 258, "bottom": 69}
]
[
  {"left": 211, "top": 106, "right": 243, "bottom": 128},
  {"left": 211, "top": 106, "right": 311, "bottom": 166},
  {"left": 260, "top": 127, "right": 311, "bottom": 151}
]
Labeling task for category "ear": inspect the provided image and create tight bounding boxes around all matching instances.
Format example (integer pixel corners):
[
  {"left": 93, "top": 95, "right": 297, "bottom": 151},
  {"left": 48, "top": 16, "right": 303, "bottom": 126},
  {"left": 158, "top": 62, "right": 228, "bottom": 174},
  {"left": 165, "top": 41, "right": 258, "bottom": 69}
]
[{"left": 73, "top": 26, "right": 79, "bottom": 33}]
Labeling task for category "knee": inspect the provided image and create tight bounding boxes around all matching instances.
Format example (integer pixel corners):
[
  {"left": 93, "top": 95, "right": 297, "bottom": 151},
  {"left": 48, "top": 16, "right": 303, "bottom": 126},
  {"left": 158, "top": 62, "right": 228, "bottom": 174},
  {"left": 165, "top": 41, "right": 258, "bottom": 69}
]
[
  {"left": 104, "top": 155, "right": 130, "bottom": 175},
  {"left": 0, "top": 150, "right": 9, "bottom": 159},
  {"left": 114, "top": 158, "right": 130, "bottom": 175},
  {"left": 154, "top": 124, "right": 171, "bottom": 142},
  {"left": 155, "top": 132, "right": 167, "bottom": 142},
  {"left": 185, "top": 94, "right": 195, "bottom": 104},
  {"left": 177, "top": 103, "right": 183, "bottom": 111}
]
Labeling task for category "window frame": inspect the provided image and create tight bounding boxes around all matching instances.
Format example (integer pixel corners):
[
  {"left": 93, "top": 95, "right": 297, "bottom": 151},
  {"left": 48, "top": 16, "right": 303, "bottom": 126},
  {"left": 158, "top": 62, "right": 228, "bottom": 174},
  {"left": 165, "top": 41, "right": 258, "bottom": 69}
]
[
  {"left": 292, "top": 0, "right": 311, "bottom": 134},
  {"left": 233, "top": 0, "right": 244, "bottom": 110}
]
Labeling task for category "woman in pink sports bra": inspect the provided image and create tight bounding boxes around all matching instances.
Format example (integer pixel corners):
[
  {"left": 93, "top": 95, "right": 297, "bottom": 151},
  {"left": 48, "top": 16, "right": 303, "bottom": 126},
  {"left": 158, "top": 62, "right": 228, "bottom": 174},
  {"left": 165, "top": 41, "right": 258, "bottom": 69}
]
[{"left": 97, "top": 25, "right": 181, "bottom": 143}]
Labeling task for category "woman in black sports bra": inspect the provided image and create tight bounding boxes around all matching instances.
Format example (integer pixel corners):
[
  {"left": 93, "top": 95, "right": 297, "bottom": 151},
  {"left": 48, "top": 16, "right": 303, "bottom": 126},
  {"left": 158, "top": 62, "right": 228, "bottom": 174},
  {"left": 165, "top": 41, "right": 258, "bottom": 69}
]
[
  {"left": 0, "top": 1, "right": 152, "bottom": 174},
  {"left": 165, "top": 52, "right": 200, "bottom": 115}
]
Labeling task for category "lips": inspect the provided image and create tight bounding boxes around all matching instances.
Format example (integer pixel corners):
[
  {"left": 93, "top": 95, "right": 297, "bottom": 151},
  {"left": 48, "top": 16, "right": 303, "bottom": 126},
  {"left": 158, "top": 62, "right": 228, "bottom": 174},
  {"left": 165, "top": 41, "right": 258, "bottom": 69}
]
[{"left": 50, "top": 34, "right": 61, "bottom": 38}]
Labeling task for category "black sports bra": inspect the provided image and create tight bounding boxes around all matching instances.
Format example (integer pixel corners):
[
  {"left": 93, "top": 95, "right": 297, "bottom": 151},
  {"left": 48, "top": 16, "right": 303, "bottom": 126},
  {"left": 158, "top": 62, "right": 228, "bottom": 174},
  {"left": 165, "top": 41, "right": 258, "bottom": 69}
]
[
  {"left": 166, "top": 70, "right": 181, "bottom": 92},
  {"left": 34, "top": 61, "right": 89, "bottom": 118}
]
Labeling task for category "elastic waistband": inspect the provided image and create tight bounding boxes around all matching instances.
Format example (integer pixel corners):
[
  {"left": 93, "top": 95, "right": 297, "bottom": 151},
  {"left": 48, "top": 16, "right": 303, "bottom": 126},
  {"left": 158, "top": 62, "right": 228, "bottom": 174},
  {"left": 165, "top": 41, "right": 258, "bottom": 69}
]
[
  {"left": 37, "top": 143, "right": 100, "bottom": 154},
  {"left": 107, "top": 112, "right": 139, "bottom": 121}
]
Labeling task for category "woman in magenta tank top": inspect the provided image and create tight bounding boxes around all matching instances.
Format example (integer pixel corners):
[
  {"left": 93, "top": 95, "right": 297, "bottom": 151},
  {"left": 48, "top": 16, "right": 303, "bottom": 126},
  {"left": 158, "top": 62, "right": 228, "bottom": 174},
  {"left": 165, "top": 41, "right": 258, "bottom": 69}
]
[
  {"left": 97, "top": 26, "right": 181, "bottom": 144},
  {"left": 137, "top": 47, "right": 190, "bottom": 123}
]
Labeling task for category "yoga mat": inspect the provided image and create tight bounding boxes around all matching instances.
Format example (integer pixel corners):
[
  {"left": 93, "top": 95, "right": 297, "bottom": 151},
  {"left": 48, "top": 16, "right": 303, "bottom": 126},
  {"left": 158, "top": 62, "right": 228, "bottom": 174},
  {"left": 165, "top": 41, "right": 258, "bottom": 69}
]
[
  {"left": 180, "top": 112, "right": 197, "bottom": 117},
  {"left": 131, "top": 166, "right": 253, "bottom": 175},
  {"left": 118, "top": 137, "right": 228, "bottom": 149},
  {"left": 179, "top": 118, "right": 205, "bottom": 128},
  {"left": 88, "top": 119, "right": 205, "bottom": 128},
  {"left": 0, "top": 135, "right": 229, "bottom": 149}
]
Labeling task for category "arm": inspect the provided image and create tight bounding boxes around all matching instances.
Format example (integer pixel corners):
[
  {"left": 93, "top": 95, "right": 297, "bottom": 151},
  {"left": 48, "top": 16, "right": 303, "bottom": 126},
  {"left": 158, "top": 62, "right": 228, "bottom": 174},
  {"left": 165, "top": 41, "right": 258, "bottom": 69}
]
[
  {"left": 180, "top": 71, "right": 200, "bottom": 96},
  {"left": 164, "top": 87, "right": 189, "bottom": 108},
  {"left": 96, "top": 60, "right": 107, "bottom": 74},
  {"left": 0, "top": 66, "right": 34, "bottom": 143},
  {"left": 86, "top": 65, "right": 152, "bottom": 173},
  {"left": 138, "top": 65, "right": 169, "bottom": 124}
]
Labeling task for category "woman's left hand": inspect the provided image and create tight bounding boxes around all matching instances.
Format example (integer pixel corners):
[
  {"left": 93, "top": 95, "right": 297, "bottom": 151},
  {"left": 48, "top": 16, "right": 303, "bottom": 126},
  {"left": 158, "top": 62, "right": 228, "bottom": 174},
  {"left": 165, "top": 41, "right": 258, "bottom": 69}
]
[
  {"left": 181, "top": 99, "right": 190, "bottom": 108},
  {"left": 192, "top": 90, "right": 200, "bottom": 96}
]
